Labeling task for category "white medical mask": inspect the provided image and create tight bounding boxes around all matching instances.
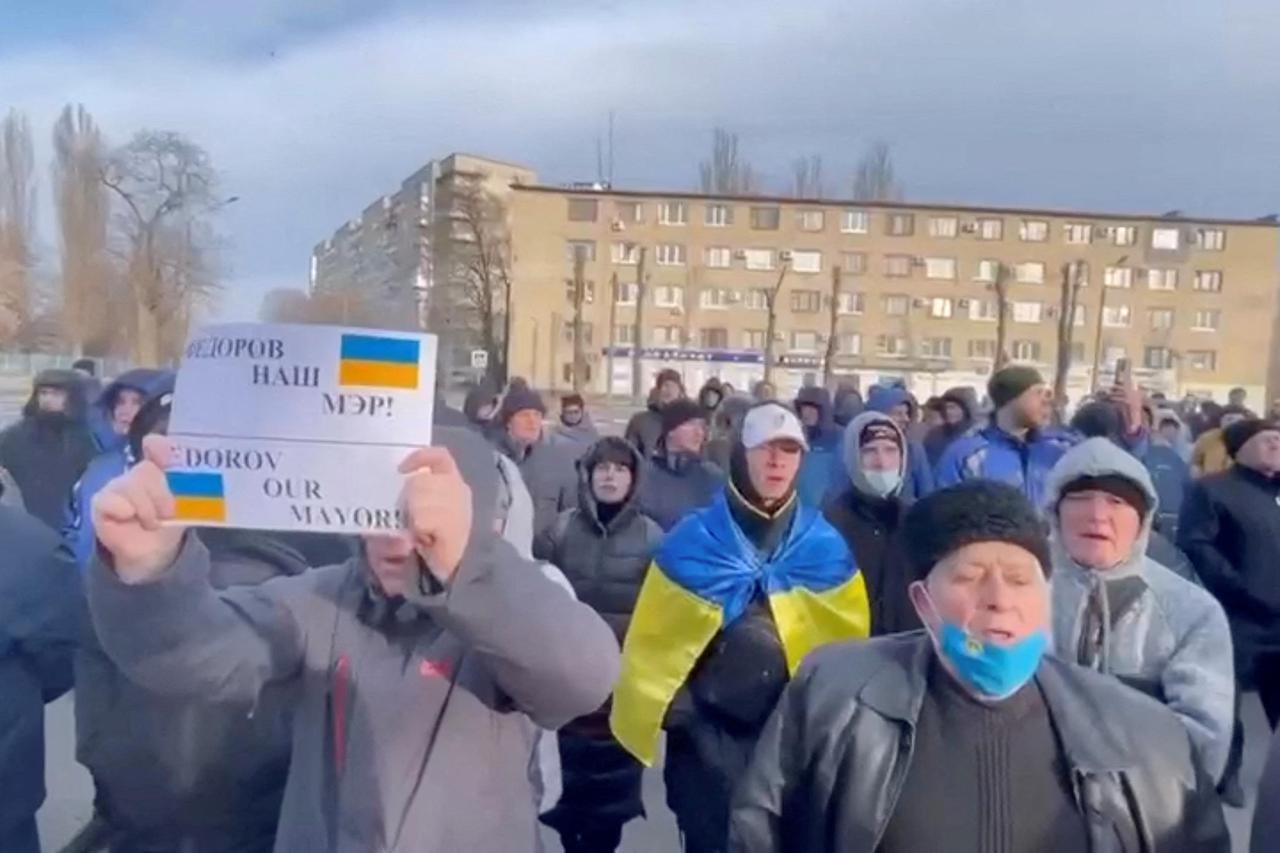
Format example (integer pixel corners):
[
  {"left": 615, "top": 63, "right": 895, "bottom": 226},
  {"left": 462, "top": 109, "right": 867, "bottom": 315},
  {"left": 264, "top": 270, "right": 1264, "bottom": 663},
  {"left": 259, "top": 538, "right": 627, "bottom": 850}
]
[{"left": 861, "top": 468, "right": 901, "bottom": 498}]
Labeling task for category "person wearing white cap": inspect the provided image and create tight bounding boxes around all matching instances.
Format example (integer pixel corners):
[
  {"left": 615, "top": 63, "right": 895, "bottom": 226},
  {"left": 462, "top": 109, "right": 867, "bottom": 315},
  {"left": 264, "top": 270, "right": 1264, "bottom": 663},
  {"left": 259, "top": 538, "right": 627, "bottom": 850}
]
[{"left": 610, "top": 401, "right": 869, "bottom": 852}]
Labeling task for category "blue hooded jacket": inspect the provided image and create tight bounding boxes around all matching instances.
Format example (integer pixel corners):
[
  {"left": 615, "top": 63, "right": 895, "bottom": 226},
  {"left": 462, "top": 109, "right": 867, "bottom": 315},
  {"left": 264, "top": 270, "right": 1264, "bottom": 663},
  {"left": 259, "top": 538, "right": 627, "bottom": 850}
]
[
  {"left": 935, "top": 423, "right": 1077, "bottom": 508},
  {"left": 793, "top": 386, "right": 842, "bottom": 507},
  {"left": 62, "top": 369, "right": 174, "bottom": 568},
  {"left": 863, "top": 386, "right": 934, "bottom": 500}
]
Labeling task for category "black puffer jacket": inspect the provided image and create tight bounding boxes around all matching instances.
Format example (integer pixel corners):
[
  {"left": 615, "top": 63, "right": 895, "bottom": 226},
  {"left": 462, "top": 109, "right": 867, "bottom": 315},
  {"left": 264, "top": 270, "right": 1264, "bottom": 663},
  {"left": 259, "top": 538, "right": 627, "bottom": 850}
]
[
  {"left": 822, "top": 491, "right": 915, "bottom": 635},
  {"left": 729, "top": 633, "right": 1229, "bottom": 852}
]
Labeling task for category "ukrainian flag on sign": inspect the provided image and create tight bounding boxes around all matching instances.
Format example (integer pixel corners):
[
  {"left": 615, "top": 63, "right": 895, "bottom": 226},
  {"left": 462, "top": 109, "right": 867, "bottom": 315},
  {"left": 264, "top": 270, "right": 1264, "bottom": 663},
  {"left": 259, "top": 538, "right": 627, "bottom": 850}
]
[
  {"left": 338, "top": 333, "right": 420, "bottom": 390},
  {"left": 610, "top": 490, "right": 870, "bottom": 766},
  {"left": 167, "top": 471, "right": 227, "bottom": 523}
]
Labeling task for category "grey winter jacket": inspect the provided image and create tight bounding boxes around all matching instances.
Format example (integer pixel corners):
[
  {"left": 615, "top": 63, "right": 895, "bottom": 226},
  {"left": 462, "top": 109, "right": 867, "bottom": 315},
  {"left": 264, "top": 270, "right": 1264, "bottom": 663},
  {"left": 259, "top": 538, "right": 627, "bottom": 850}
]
[
  {"left": 88, "top": 428, "right": 620, "bottom": 853},
  {"left": 634, "top": 450, "right": 725, "bottom": 532},
  {"left": 550, "top": 414, "right": 599, "bottom": 461},
  {"left": 499, "top": 433, "right": 578, "bottom": 537},
  {"left": 1046, "top": 438, "right": 1234, "bottom": 781},
  {"left": 729, "top": 633, "right": 1229, "bottom": 852}
]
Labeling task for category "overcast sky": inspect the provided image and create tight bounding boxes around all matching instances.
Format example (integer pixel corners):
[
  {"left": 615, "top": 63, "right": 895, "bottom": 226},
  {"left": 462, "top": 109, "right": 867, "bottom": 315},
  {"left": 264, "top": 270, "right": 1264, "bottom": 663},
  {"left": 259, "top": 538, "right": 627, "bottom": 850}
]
[{"left": 2, "top": 0, "right": 1278, "bottom": 320}]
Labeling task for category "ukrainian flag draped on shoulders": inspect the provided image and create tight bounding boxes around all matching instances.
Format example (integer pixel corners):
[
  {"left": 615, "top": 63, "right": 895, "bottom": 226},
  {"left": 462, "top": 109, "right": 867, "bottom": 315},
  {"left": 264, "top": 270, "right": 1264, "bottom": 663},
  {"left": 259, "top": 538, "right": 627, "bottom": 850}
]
[{"left": 610, "top": 490, "right": 870, "bottom": 766}]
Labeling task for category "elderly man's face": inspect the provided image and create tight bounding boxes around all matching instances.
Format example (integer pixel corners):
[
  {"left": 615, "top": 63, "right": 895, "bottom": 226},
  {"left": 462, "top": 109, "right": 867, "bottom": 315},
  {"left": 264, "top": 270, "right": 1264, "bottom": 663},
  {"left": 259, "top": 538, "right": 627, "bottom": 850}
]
[
  {"left": 1058, "top": 490, "right": 1142, "bottom": 570},
  {"left": 747, "top": 439, "right": 804, "bottom": 503},
  {"left": 363, "top": 532, "right": 417, "bottom": 597},
  {"left": 912, "top": 541, "right": 1049, "bottom": 645},
  {"left": 507, "top": 409, "right": 543, "bottom": 444}
]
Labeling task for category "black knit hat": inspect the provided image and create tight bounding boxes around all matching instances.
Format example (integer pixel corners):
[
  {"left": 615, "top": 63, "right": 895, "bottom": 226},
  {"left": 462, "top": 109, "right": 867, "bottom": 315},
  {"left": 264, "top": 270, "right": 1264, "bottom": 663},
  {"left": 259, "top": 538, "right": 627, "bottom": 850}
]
[
  {"left": 859, "top": 420, "right": 902, "bottom": 451},
  {"left": 498, "top": 386, "right": 546, "bottom": 423},
  {"left": 901, "top": 481, "right": 1052, "bottom": 584},
  {"left": 988, "top": 365, "right": 1045, "bottom": 411},
  {"left": 1058, "top": 474, "right": 1150, "bottom": 518},
  {"left": 661, "top": 398, "right": 707, "bottom": 436},
  {"left": 1223, "top": 418, "right": 1280, "bottom": 459}
]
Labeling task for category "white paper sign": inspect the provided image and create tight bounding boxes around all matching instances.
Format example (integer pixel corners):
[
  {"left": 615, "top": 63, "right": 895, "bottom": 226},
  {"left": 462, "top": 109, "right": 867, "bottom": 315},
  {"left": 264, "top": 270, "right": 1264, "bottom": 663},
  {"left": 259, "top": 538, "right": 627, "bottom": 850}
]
[{"left": 165, "top": 322, "right": 437, "bottom": 534}]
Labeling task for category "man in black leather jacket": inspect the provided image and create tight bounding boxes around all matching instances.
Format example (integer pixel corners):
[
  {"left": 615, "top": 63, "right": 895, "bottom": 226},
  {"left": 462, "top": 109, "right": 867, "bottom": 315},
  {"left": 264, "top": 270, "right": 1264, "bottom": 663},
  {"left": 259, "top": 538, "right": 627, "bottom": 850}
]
[{"left": 730, "top": 480, "right": 1228, "bottom": 853}]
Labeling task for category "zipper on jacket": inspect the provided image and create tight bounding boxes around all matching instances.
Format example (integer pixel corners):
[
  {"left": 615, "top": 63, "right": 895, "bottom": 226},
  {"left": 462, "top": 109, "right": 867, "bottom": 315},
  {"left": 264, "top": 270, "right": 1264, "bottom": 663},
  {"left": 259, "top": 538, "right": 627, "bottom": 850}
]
[{"left": 870, "top": 723, "right": 915, "bottom": 849}]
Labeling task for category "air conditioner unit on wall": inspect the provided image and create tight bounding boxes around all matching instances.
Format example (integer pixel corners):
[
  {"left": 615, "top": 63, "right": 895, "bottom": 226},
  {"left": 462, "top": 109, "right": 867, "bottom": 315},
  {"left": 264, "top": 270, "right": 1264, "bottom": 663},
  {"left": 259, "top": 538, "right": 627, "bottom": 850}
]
[
  {"left": 733, "top": 250, "right": 747, "bottom": 259},
  {"left": 779, "top": 250, "right": 793, "bottom": 261},
  {"left": 961, "top": 222, "right": 978, "bottom": 233},
  {"left": 611, "top": 219, "right": 625, "bottom": 232},
  {"left": 912, "top": 297, "right": 929, "bottom": 308}
]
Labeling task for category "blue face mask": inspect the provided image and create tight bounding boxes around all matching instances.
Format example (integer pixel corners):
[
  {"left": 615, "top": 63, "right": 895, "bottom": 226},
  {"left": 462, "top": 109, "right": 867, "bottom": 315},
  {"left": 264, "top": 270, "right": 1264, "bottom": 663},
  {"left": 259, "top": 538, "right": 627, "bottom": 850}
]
[{"left": 936, "top": 621, "right": 1048, "bottom": 700}]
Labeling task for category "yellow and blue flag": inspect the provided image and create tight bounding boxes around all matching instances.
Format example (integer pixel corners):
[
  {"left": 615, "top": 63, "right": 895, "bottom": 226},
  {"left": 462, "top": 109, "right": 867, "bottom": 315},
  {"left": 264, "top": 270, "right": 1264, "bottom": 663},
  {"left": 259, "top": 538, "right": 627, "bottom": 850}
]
[
  {"left": 166, "top": 471, "right": 227, "bottom": 523},
  {"left": 610, "top": 492, "right": 870, "bottom": 766},
  {"left": 338, "top": 333, "right": 420, "bottom": 390}
]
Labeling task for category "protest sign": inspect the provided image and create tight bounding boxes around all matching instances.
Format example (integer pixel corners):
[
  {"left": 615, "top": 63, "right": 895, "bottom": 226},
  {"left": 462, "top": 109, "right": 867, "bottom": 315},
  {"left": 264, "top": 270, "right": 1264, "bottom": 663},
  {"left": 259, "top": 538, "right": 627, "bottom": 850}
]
[{"left": 165, "top": 322, "right": 437, "bottom": 534}]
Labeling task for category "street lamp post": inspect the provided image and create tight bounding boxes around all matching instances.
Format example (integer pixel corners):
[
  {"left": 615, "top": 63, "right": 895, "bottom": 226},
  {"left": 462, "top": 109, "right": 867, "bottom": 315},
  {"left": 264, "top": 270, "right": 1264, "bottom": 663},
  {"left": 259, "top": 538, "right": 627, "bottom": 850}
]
[{"left": 1090, "top": 254, "right": 1128, "bottom": 393}]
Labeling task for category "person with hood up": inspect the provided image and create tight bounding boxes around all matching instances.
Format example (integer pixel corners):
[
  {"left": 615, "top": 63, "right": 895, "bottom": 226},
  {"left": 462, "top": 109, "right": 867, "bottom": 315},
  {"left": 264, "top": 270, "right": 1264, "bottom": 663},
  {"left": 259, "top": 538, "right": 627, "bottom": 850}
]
[
  {"left": 751, "top": 379, "right": 777, "bottom": 402},
  {"left": 793, "top": 385, "right": 842, "bottom": 506},
  {"left": 922, "top": 387, "right": 976, "bottom": 467},
  {"left": 832, "top": 380, "right": 864, "bottom": 428},
  {"left": 1145, "top": 409, "right": 1192, "bottom": 535},
  {"left": 495, "top": 384, "right": 578, "bottom": 536},
  {"left": 535, "top": 437, "right": 663, "bottom": 853},
  {"left": 634, "top": 398, "right": 725, "bottom": 531},
  {"left": 822, "top": 412, "right": 919, "bottom": 635},
  {"left": 461, "top": 379, "right": 500, "bottom": 436},
  {"left": 550, "top": 392, "right": 598, "bottom": 460},
  {"left": 63, "top": 369, "right": 174, "bottom": 569},
  {"left": 612, "top": 402, "right": 870, "bottom": 852},
  {"left": 0, "top": 504, "right": 82, "bottom": 853},
  {"left": 729, "top": 479, "right": 1229, "bottom": 853},
  {"left": 1191, "top": 403, "right": 1250, "bottom": 478},
  {"left": 625, "top": 368, "right": 685, "bottom": 459},
  {"left": 86, "top": 425, "right": 620, "bottom": 853},
  {"left": 1045, "top": 438, "right": 1233, "bottom": 783},
  {"left": 865, "top": 384, "right": 934, "bottom": 499},
  {"left": 0, "top": 367, "right": 96, "bottom": 529},
  {"left": 698, "top": 377, "right": 726, "bottom": 416},
  {"left": 705, "top": 393, "right": 753, "bottom": 473}
]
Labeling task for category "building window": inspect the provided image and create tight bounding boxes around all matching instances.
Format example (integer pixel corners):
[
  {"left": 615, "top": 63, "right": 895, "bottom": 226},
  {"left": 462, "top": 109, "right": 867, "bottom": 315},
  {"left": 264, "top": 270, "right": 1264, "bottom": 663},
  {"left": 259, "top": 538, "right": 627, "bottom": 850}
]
[
  {"left": 969, "top": 299, "right": 999, "bottom": 322},
  {"left": 1019, "top": 220, "right": 1049, "bottom": 242},
  {"left": 925, "top": 257, "right": 957, "bottom": 280},
  {"left": 704, "top": 203, "right": 733, "bottom": 227},
  {"left": 1192, "top": 309, "right": 1221, "bottom": 331},
  {"left": 928, "top": 216, "right": 958, "bottom": 238},
  {"left": 1144, "top": 347, "right": 1175, "bottom": 370},
  {"left": 700, "top": 327, "right": 729, "bottom": 349},
  {"left": 1187, "top": 350, "right": 1217, "bottom": 371},
  {"left": 797, "top": 210, "right": 825, "bottom": 232},
  {"left": 1064, "top": 223, "right": 1093, "bottom": 244},
  {"left": 1104, "top": 266, "right": 1133, "bottom": 288},
  {"left": 744, "top": 289, "right": 769, "bottom": 310},
  {"left": 1196, "top": 228, "right": 1226, "bottom": 251},
  {"left": 658, "top": 201, "right": 687, "bottom": 226},
  {"left": 968, "top": 339, "right": 996, "bottom": 359},
  {"left": 837, "top": 291, "right": 865, "bottom": 315},
  {"left": 841, "top": 209, "right": 870, "bottom": 234},
  {"left": 565, "top": 240, "right": 597, "bottom": 262},
  {"left": 885, "top": 254, "right": 913, "bottom": 277},
  {"left": 977, "top": 218, "right": 1004, "bottom": 240},
  {"left": 877, "top": 335, "right": 909, "bottom": 357},
  {"left": 699, "top": 287, "right": 733, "bottom": 309},
  {"left": 791, "top": 290, "right": 822, "bottom": 313},
  {"left": 742, "top": 329, "right": 766, "bottom": 349},
  {"left": 790, "top": 250, "right": 822, "bottom": 274},
  {"left": 1151, "top": 227, "right": 1181, "bottom": 250},
  {"left": 655, "top": 244, "right": 686, "bottom": 266},
  {"left": 840, "top": 251, "right": 867, "bottom": 275},
  {"left": 790, "top": 331, "right": 819, "bottom": 352},
  {"left": 975, "top": 259, "right": 1001, "bottom": 282},
  {"left": 614, "top": 201, "right": 642, "bottom": 223},
  {"left": 1148, "top": 308, "right": 1175, "bottom": 330},
  {"left": 1194, "top": 270, "right": 1223, "bottom": 292},
  {"left": 562, "top": 322, "right": 594, "bottom": 345},
  {"left": 613, "top": 281, "right": 639, "bottom": 305},
  {"left": 886, "top": 213, "right": 915, "bottom": 237},
  {"left": 839, "top": 333, "right": 862, "bottom": 355},
  {"left": 1012, "top": 301, "right": 1042, "bottom": 324},
  {"left": 1012, "top": 340, "right": 1041, "bottom": 361},
  {"left": 567, "top": 198, "right": 599, "bottom": 222},
  {"left": 1103, "top": 305, "right": 1132, "bottom": 327},
  {"left": 1110, "top": 225, "right": 1137, "bottom": 246},
  {"left": 651, "top": 326, "right": 682, "bottom": 346},
  {"left": 928, "top": 297, "right": 953, "bottom": 318},
  {"left": 653, "top": 285, "right": 684, "bottom": 308},
  {"left": 919, "top": 337, "right": 952, "bottom": 358},
  {"left": 1147, "top": 268, "right": 1177, "bottom": 291},
  {"left": 563, "top": 280, "right": 596, "bottom": 304},
  {"left": 750, "top": 206, "right": 781, "bottom": 230},
  {"left": 884, "top": 295, "right": 910, "bottom": 316},
  {"left": 705, "top": 247, "right": 732, "bottom": 269},
  {"left": 1015, "top": 261, "right": 1045, "bottom": 284},
  {"left": 611, "top": 242, "right": 640, "bottom": 265},
  {"left": 743, "top": 248, "right": 774, "bottom": 271},
  {"left": 613, "top": 324, "right": 635, "bottom": 345}
]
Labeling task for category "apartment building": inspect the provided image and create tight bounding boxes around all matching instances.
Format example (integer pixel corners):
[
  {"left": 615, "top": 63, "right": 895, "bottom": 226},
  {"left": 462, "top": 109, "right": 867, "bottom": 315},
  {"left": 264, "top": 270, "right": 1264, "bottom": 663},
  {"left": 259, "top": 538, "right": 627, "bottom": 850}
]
[{"left": 507, "top": 184, "right": 1280, "bottom": 402}]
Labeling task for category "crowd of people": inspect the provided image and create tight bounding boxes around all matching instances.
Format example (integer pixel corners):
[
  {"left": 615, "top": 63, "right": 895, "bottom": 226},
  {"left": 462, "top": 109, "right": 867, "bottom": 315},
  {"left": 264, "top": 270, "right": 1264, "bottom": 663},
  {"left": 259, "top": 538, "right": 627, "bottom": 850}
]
[{"left": 4, "top": 353, "right": 1280, "bottom": 852}]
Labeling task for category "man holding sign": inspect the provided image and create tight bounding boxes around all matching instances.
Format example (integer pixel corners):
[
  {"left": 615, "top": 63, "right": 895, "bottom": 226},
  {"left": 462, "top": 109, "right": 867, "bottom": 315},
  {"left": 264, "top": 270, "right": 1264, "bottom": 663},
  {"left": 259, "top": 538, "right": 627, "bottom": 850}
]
[{"left": 86, "top": 396, "right": 620, "bottom": 849}]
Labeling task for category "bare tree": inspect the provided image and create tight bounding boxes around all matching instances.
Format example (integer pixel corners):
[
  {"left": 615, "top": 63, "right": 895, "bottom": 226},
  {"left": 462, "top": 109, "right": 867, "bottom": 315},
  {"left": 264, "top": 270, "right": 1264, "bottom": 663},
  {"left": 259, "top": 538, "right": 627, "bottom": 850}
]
[
  {"left": 102, "top": 130, "right": 224, "bottom": 364},
  {"left": 698, "top": 128, "right": 758, "bottom": 195},
  {"left": 791, "top": 154, "right": 824, "bottom": 199},
  {"left": 569, "top": 244, "right": 588, "bottom": 392},
  {"left": 443, "top": 173, "right": 512, "bottom": 386},
  {"left": 259, "top": 286, "right": 382, "bottom": 326},
  {"left": 822, "top": 264, "right": 842, "bottom": 386},
  {"left": 991, "top": 262, "right": 1011, "bottom": 369},
  {"left": 0, "top": 109, "right": 38, "bottom": 349},
  {"left": 851, "top": 140, "right": 903, "bottom": 202},
  {"left": 630, "top": 246, "right": 648, "bottom": 401},
  {"left": 52, "top": 104, "right": 110, "bottom": 357},
  {"left": 761, "top": 257, "right": 792, "bottom": 384},
  {"left": 1053, "top": 260, "right": 1088, "bottom": 412}
]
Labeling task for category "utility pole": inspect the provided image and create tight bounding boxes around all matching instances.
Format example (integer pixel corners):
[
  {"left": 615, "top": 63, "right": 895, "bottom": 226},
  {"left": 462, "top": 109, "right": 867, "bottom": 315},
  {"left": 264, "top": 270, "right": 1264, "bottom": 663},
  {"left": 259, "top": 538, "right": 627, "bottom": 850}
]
[
  {"left": 1054, "top": 260, "right": 1087, "bottom": 413},
  {"left": 1090, "top": 255, "right": 1127, "bottom": 392},
  {"left": 991, "top": 262, "right": 1010, "bottom": 370},
  {"left": 607, "top": 271, "right": 619, "bottom": 398},
  {"left": 762, "top": 257, "right": 792, "bottom": 385},
  {"left": 822, "top": 264, "right": 843, "bottom": 387},
  {"left": 630, "top": 246, "right": 648, "bottom": 402},
  {"left": 570, "top": 245, "right": 588, "bottom": 392}
]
